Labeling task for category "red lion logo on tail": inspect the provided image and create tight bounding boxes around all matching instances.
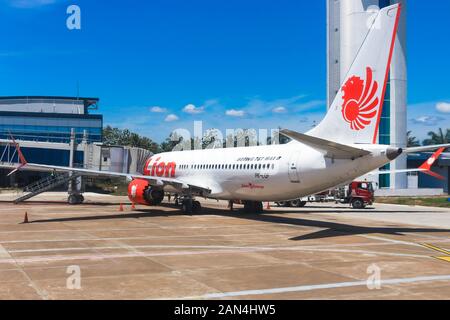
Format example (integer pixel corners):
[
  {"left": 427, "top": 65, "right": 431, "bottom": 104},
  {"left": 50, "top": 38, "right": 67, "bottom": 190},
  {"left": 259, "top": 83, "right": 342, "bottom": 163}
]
[{"left": 341, "top": 67, "right": 379, "bottom": 131}]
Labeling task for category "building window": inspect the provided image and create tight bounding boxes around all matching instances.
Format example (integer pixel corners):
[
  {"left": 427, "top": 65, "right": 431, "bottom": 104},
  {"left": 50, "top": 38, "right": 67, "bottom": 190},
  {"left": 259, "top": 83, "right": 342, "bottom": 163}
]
[{"left": 379, "top": 78, "right": 391, "bottom": 188}]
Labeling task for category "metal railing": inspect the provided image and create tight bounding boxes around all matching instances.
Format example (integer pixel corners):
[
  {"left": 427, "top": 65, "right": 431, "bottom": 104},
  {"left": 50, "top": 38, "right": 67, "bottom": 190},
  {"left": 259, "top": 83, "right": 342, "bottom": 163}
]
[{"left": 14, "top": 173, "right": 81, "bottom": 204}]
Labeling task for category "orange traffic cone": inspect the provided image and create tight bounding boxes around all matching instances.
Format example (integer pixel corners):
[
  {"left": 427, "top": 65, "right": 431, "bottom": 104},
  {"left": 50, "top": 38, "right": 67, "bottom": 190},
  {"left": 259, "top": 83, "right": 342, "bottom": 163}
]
[
  {"left": 266, "top": 202, "right": 271, "bottom": 210},
  {"left": 23, "top": 212, "right": 29, "bottom": 224},
  {"left": 119, "top": 203, "right": 124, "bottom": 212}
]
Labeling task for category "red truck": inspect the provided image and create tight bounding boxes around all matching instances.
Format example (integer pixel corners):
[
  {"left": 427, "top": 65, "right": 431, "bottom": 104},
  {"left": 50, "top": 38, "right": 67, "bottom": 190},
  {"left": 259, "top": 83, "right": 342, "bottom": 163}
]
[
  {"left": 276, "top": 181, "right": 375, "bottom": 209},
  {"left": 335, "top": 181, "right": 375, "bottom": 209}
]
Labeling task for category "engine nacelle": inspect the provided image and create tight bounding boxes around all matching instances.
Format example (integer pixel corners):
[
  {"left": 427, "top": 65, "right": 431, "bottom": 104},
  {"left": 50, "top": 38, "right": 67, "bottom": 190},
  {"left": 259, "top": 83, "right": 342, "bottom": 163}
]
[{"left": 128, "top": 179, "right": 165, "bottom": 206}]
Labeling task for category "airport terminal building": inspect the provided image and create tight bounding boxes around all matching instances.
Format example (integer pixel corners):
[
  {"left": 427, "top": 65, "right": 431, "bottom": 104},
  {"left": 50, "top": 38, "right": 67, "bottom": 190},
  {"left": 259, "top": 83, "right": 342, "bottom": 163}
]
[
  {"left": 0, "top": 96, "right": 102, "bottom": 169},
  {"left": 0, "top": 96, "right": 150, "bottom": 189},
  {"left": 0, "top": 96, "right": 103, "bottom": 145}
]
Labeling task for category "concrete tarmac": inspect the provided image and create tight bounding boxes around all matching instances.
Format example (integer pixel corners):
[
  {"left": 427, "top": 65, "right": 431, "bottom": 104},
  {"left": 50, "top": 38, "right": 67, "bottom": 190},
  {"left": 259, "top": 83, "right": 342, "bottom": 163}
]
[{"left": 0, "top": 192, "right": 449, "bottom": 300}]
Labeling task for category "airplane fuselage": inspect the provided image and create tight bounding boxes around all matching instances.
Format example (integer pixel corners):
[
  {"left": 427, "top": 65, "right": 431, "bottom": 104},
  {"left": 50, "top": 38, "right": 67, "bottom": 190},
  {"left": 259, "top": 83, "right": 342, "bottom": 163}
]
[{"left": 144, "top": 142, "right": 394, "bottom": 202}]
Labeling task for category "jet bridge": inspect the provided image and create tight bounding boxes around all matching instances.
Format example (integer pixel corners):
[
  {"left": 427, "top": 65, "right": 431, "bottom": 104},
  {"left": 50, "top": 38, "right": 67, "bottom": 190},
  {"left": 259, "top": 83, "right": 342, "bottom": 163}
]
[{"left": 0, "top": 132, "right": 152, "bottom": 204}]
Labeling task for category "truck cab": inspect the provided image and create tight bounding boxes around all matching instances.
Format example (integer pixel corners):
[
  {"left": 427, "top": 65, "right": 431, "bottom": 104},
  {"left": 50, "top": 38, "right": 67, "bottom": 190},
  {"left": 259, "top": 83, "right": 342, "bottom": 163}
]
[{"left": 346, "top": 181, "right": 375, "bottom": 209}]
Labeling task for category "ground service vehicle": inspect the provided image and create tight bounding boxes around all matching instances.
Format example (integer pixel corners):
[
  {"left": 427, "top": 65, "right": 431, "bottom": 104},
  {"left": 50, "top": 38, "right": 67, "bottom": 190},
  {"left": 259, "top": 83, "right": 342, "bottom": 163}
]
[
  {"left": 276, "top": 181, "right": 374, "bottom": 209},
  {"left": 334, "top": 181, "right": 375, "bottom": 209}
]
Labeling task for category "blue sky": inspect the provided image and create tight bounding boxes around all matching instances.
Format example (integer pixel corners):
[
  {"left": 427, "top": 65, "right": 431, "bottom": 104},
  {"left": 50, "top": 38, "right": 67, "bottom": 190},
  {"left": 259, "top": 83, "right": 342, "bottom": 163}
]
[{"left": 0, "top": 0, "right": 449, "bottom": 142}]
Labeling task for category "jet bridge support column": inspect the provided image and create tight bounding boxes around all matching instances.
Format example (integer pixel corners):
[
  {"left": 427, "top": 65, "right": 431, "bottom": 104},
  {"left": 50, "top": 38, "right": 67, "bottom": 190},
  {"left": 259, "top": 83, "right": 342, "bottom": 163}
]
[{"left": 67, "top": 128, "right": 84, "bottom": 204}]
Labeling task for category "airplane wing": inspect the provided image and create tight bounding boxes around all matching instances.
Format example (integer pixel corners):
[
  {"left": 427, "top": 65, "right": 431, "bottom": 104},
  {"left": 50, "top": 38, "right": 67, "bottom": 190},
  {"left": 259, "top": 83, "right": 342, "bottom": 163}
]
[
  {"left": 1, "top": 161, "right": 212, "bottom": 194},
  {"left": 280, "top": 129, "right": 371, "bottom": 160},
  {"left": 0, "top": 138, "right": 211, "bottom": 195}
]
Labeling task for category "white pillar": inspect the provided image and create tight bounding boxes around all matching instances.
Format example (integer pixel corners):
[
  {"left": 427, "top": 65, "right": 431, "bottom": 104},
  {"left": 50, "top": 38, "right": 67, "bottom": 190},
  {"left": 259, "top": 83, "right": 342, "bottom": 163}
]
[
  {"left": 389, "top": 0, "right": 407, "bottom": 189},
  {"left": 327, "top": 0, "right": 408, "bottom": 189}
]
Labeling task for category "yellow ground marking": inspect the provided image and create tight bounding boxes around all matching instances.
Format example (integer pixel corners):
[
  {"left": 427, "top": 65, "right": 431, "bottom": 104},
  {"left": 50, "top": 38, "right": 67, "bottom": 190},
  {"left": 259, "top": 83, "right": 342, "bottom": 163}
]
[
  {"left": 421, "top": 243, "right": 450, "bottom": 256},
  {"left": 420, "top": 243, "right": 450, "bottom": 263},
  {"left": 436, "top": 257, "right": 450, "bottom": 263}
]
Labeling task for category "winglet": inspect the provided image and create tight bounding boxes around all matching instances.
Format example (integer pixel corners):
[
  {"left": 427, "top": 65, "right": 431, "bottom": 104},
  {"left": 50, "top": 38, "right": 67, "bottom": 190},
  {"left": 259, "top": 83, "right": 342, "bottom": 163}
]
[
  {"left": 6, "top": 133, "right": 27, "bottom": 176},
  {"left": 418, "top": 148, "right": 445, "bottom": 180}
]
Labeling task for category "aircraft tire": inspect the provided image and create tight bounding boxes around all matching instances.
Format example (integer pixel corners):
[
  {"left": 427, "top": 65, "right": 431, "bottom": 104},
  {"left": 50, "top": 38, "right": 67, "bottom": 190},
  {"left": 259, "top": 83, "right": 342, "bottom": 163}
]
[
  {"left": 244, "top": 201, "right": 263, "bottom": 214},
  {"left": 192, "top": 201, "right": 202, "bottom": 214},
  {"left": 68, "top": 195, "right": 79, "bottom": 205},
  {"left": 182, "top": 199, "right": 193, "bottom": 214}
]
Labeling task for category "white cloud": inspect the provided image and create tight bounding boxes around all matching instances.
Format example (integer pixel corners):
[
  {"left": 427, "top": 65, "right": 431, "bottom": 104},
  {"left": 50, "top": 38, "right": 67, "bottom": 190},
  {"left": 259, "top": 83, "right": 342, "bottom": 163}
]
[
  {"left": 411, "top": 116, "right": 445, "bottom": 126},
  {"left": 165, "top": 114, "right": 179, "bottom": 122},
  {"left": 272, "top": 106, "right": 287, "bottom": 114},
  {"left": 226, "top": 109, "right": 246, "bottom": 117},
  {"left": 183, "top": 104, "right": 204, "bottom": 114},
  {"left": 7, "top": 0, "right": 58, "bottom": 8},
  {"left": 150, "top": 106, "right": 167, "bottom": 113},
  {"left": 436, "top": 102, "right": 450, "bottom": 114},
  {"left": 239, "top": 95, "right": 325, "bottom": 118}
]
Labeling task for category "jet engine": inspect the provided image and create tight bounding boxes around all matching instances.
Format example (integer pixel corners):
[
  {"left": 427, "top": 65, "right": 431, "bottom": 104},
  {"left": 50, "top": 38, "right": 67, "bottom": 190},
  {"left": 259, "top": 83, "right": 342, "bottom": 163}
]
[{"left": 128, "top": 179, "right": 165, "bottom": 205}]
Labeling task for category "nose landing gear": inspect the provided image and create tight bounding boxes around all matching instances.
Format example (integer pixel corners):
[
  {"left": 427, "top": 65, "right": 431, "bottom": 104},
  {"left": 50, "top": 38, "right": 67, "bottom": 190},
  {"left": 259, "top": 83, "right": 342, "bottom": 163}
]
[{"left": 68, "top": 194, "right": 84, "bottom": 205}]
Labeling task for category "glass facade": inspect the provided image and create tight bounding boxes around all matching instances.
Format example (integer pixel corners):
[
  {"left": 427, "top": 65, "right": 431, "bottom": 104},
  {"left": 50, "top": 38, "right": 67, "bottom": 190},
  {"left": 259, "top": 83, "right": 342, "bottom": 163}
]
[
  {"left": 379, "top": 0, "right": 391, "bottom": 8},
  {"left": 379, "top": 78, "right": 391, "bottom": 188},
  {"left": 378, "top": 0, "right": 392, "bottom": 189},
  {"left": 0, "top": 146, "right": 84, "bottom": 167},
  {"left": 0, "top": 112, "right": 103, "bottom": 143}
]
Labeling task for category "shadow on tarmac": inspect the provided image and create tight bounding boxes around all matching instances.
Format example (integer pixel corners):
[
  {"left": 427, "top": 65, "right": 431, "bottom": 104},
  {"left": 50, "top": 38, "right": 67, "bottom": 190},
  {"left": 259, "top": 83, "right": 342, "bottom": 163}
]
[{"left": 28, "top": 202, "right": 450, "bottom": 241}]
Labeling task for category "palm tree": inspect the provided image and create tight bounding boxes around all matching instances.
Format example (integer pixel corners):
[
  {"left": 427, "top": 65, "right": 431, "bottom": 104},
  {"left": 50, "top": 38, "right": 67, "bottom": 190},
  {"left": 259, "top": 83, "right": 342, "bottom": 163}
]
[
  {"left": 407, "top": 131, "right": 420, "bottom": 147},
  {"left": 422, "top": 128, "right": 450, "bottom": 146}
]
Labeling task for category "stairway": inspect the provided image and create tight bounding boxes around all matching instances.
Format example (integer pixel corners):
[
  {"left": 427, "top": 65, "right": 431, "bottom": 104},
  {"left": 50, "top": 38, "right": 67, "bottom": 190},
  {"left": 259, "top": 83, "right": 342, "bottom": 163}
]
[{"left": 14, "top": 173, "right": 81, "bottom": 204}]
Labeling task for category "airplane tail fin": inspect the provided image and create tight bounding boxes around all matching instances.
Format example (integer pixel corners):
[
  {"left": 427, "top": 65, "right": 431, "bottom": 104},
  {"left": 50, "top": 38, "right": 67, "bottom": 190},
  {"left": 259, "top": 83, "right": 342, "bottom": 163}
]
[{"left": 308, "top": 4, "right": 401, "bottom": 145}]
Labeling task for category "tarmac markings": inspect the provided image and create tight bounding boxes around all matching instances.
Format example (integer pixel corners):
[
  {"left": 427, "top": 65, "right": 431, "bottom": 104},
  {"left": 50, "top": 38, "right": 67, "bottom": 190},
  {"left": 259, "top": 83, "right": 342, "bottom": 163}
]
[
  {"left": 176, "top": 275, "right": 450, "bottom": 299},
  {"left": 0, "top": 244, "right": 432, "bottom": 265},
  {"left": 0, "top": 244, "right": 12, "bottom": 258},
  {"left": 420, "top": 243, "right": 450, "bottom": 263}
]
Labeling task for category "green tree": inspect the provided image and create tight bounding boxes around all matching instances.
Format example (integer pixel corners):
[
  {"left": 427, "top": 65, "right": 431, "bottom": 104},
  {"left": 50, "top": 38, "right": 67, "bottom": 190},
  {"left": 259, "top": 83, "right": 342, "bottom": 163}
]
[
  {"left": 102, "top": 126, "right": 159, "bottom": 153},
  {"left": 407, "top": 131, "right": 420, "bottom": 147},
  {"left": 422, "top": 128, "right": 450, "bottom": 146},
  {"left": 159, "top": 132, "right": 185, "bottom": 152}
]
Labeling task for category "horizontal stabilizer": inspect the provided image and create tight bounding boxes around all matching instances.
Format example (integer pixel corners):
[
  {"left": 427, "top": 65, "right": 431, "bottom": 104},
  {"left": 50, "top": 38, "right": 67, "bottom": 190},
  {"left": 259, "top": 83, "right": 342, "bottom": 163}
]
[
  {"left": 375, "top": 147, "right": 446, "bottom": 180},
  {"left": 280, "top": 129, "right": 371, "bottom": 160}
]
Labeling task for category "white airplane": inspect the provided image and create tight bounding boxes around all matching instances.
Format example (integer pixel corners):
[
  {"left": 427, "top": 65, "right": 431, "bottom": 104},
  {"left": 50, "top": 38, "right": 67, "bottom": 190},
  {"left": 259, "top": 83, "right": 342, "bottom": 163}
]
[{"left": 2, "top": 4, "right": 449, "bottom": 213}]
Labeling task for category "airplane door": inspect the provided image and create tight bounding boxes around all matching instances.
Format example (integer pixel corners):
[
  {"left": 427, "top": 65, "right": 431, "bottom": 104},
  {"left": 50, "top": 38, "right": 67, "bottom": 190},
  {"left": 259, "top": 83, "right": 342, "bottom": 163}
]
[{"left": 288, "top": 153, "right": 301, "bottom": 183}]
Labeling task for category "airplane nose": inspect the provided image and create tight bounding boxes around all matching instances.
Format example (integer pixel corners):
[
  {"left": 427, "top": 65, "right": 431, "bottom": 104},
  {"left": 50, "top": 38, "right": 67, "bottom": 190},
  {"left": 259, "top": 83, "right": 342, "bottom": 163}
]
[{"left": 386, "top": 147, "right": 403, "bottom": 160}]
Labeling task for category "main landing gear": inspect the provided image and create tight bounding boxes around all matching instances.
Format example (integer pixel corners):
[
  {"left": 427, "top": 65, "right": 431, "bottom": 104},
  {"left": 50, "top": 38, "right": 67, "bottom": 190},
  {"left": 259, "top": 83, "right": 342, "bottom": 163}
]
[
  {"left": 177, "top": 196, "right": 202, "bottom": 214},
  {"left": 243, "top": 201, "right": 264, "bottom": 214}
]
